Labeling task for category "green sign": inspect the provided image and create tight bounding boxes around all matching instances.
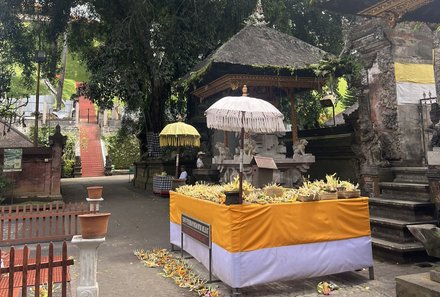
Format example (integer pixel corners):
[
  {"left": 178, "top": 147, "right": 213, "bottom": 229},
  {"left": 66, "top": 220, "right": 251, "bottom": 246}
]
[{"left": 4, "top": 149, "right": 22, "bottom": 172}]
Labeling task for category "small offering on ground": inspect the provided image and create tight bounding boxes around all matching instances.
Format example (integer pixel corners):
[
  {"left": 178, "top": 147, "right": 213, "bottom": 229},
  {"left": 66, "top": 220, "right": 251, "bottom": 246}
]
[{"left": 134, "top": 249, "right": 219, "bottom": 297}]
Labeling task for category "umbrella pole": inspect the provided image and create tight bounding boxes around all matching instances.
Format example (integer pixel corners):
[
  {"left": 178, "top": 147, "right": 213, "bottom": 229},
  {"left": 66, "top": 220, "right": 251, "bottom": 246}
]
[
  {"left": 175, "top": 149, "right": 180, "bottom": 179},
  {"left": 239, "top": 127, "right": 244, "bottom": 204}
]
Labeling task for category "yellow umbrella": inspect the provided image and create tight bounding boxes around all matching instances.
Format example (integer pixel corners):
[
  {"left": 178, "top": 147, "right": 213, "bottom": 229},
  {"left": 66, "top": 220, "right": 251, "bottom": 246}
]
[{"left": 159, "top": 122, "right": 200, "bottom": 178}]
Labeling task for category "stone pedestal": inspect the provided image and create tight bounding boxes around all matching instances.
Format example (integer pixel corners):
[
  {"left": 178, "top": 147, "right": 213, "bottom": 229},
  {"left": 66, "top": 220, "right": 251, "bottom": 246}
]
[
  {"left": 360, "top": 166, "right": 393, "bottom": 197},
  {"left": 431, "top": 269, "right": 440, "bottom": 283},
  {"left": 360, "top": 165, "right": 380, "bottom": 197},
  {"left": 402, "top": 224, "right": 440, "bottom": 296},
  {"left": 86, "top": 198, "right": 104, "bottom": 212},
  {"left": 103, "top": 110, "right": 108, "bottom": 127},
  {"left": 214, "top": 155, "right": 315, "bottom": 187},
  {"left": 72, "top": 235, "right": 105, "bottom": 297},
  {"left": 396, "top": 272, "right": 440, "bottom": 297},
  {"left": 427, "top": 166, "right": 440, "bottom": 210},
  {"left": 192, "top": 169, "right": 220, "bottom": 184},
  {"left": 133, "top": 160, "right": 164, "bottom": 190},
  {"left": 427, "top": 151, "right": 440, "bottom": 166},
  {"left": 74, "top": 156, "right": 82, "bottom": 178},
  {"left": 76, "top": 105, "right": 80, "bottom": 127}
]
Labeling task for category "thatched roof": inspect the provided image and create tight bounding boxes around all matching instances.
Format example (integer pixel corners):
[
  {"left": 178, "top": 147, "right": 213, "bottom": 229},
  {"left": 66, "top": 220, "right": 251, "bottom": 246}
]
[
  {"left": 0, "top": 121, "right": 33, "bottom": 148},
  {"left": 314, "top": 0, "right": 440, "bottom": 23},
  {"left": 184, "top": 24, "right": 327, "bottom": 84}
]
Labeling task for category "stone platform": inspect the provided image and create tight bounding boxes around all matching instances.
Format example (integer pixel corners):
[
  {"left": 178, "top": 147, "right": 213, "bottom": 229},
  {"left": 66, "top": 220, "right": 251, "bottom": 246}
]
[{"left": 396, "top": 272, "right": 440, "bottom": 297}]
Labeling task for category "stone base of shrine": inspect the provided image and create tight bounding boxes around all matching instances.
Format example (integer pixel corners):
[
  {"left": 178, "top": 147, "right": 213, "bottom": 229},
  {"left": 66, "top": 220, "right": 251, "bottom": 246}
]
[{"left": 396, "top": 272, "right": 440, "bottom": 297}]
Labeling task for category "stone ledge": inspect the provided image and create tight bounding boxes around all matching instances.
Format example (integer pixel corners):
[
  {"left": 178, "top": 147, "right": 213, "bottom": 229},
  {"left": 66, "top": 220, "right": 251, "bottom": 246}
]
[{"left": 396, "top": 272, "right": 440, "bottom": 297}]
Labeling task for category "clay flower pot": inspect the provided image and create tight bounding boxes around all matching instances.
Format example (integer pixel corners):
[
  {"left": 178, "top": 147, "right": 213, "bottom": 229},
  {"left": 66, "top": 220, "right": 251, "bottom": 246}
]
[
  {"left": 79, "top": 213, "right": 111, "bottom": 239},
  {"left": 87, "top": 186, "right": 103, "bottom": 199}
]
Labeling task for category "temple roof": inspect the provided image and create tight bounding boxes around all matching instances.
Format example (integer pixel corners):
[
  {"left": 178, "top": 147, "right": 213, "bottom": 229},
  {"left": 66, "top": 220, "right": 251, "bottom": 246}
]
[
  {"left": 315, "top": 0, "right": 440, "bottom": 23},
  {"left": 184, "top": 24, "right": 327, "bottom": 84},
  {"left": 0, "top": 121, "right": 33, "bottom": 148}
]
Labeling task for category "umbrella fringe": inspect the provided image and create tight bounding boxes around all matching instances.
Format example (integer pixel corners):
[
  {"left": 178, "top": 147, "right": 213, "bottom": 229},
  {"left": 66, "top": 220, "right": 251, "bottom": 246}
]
[
  {"left": 207, "top": 113, "right": 285, "bottom": 133},
  {"left": 159, "top": 135, "right": 201, "bottom": 147}
]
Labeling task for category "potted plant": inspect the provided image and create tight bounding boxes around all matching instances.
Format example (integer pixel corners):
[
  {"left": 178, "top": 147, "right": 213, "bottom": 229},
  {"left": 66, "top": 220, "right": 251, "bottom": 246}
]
[
  {"left": 87, "top": 186, "right": 103, "bottom": 199},
  {"left": 80, "top": 185, "right": 110, "bottom": 239},
  {"left": 78, "top": 212, "right": 111, "bottom": 239}
]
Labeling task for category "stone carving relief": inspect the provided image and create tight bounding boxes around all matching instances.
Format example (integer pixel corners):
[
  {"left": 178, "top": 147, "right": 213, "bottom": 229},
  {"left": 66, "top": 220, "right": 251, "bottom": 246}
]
[
  {"left": 429, "top": 103, "right": 440, "bottom": 148},
  {"left": 359, "top": 117, "right": 388, "bottom": 167},
  {"left": 243, "top": 137, "right": 257, "bottom": 156}
]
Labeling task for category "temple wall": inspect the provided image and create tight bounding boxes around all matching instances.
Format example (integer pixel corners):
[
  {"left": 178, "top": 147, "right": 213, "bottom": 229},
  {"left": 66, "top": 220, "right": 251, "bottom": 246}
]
[
  {"left": 352, "top": 19, "right": 436, "bottom": 167},
  {"left": 392, "top": 23, "right": 434, "bottom": 165}
]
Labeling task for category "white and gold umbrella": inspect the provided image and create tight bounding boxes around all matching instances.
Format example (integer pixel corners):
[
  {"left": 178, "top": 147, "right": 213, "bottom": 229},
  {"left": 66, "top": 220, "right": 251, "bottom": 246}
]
[{"left": 205, "top": 85, "right": 285, "bottom": 202}]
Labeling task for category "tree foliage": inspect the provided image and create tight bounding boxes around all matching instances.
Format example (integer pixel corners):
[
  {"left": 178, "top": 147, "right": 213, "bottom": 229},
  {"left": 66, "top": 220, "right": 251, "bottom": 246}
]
[
  {"left": 0, "top": 0, "right": 79, "bottom": 130},
  {"left": 2, "top": 0, "right": 345, "bottom": 150},
  {"left": 67, "top": 0, "right": 344, "bottom": 154},
  {"left": 310, "top": 55, "right": 363, "bottom": 107},
  {"left": 263, "top": 0, "right": 344, "bottom": 55}
]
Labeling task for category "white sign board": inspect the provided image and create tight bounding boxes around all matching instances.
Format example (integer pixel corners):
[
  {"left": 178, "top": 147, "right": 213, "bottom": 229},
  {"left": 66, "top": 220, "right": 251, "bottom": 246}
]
[{"left": 3, "top": 149, "right": 23, "bottom": 172}]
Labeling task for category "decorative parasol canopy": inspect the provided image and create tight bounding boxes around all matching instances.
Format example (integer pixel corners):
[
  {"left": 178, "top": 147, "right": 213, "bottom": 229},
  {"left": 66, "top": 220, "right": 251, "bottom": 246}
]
[
  {"left": 205, "top": 85, "right": 285, "bottom": 203},
  {"left": 205, "top": 95, "right": 285, "bottom": 133},
  {"left": 159, "top": 121, "right": 200, "bottom": 178},
  {"left": 159, "top": 122, "right": 200, "bottom": 147}
]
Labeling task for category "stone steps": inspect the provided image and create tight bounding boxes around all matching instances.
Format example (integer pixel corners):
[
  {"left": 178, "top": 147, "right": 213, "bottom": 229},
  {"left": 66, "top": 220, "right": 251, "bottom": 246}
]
[
  {"left": 369, "top": 197, "right": 435, "bottom": 222},
  {"left": 379, "top": 182, "right": 431, "bottom": 202},
  {"left": 392, "top": 167, "right": 428, "bottom": 184},
  {"left": 371, "top": 237, "right": 429, "bottom": 263},
  {"left": 368, "top": 166, "right": 436, "bottom": 263},
  {"left": 370, "top": 216, "right": 437, "bottom": 243}
]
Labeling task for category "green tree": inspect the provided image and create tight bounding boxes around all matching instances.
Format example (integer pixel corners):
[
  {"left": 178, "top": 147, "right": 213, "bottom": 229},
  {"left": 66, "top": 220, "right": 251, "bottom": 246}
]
[
  {"left": 0, "top": 0, "right": 35, "bottom": 131},
  {"left": 264, "top": 0, "right": 344, "bottom": 55},
  {"left": 68, "top": 0, "right": 344, "bottom": 154},
  {"left": 0, "top": 0, "right": 79, "bottom": 132},
  {"left": 68, "top": 0, "right": 256, "bottom": 154}
]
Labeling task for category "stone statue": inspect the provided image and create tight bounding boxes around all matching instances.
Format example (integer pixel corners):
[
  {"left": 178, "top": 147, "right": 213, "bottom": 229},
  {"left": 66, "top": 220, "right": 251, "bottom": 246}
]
[
  {"left": 214, "top": 142, "right": 230, "bottom": 161},
  {"left": 293, "top": 139, "right": 308, "bottom": 157},
  {"left": 243, "top": 137, "right": 257, "bottom": 156}
]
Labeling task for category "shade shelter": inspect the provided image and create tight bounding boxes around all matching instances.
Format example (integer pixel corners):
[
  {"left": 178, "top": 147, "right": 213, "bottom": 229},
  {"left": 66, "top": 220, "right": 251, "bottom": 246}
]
[
  {"left": 205, "top": 85, "right": 285, "bottom": 202},
  {"left": 159, "top": 122, "right": 200, "bottom": 178},
  {"left": 184, "top": 23, "right": 327, "bottom": 149}
]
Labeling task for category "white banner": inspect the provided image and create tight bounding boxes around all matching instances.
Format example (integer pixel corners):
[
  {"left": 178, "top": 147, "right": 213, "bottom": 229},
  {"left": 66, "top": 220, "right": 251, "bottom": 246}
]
[{"left": 396, "top": 82, "right": 436, "bottom": 105}]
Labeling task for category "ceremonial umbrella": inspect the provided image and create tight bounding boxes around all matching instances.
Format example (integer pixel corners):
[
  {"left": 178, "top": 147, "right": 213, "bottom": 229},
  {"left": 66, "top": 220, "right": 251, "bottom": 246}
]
[
  {"left": 159, "top": 122, "right": 201, "bottom": 178},
  {"left": 205, "top": 85, "right": 285, "bottom": 202}
]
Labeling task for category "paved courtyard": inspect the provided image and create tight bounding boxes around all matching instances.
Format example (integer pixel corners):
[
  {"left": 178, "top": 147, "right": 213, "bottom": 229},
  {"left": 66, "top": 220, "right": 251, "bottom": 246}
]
[{"left": 62, "top": 175, "right": 437, "bottom": 297}]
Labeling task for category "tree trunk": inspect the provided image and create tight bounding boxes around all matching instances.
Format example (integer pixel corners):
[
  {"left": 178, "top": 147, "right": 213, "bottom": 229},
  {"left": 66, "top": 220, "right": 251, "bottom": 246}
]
[{"left": 150, "top": 77, "right": 168, "bottom": 133}]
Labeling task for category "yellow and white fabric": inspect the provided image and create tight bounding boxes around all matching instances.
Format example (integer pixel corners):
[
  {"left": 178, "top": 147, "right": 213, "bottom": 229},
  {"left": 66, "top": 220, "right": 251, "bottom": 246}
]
[
  {"left": 170, "top": 192, "right": 373, "bottom": 288},
  {"left": 395, "top": 62, "right": 436, "bottom": 105}
]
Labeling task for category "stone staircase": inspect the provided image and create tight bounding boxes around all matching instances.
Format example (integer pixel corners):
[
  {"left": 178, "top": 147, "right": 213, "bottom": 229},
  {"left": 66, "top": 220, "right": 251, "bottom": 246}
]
[
  {"left": 369, "top": 167, "right": 437, "bottom": 262},
  {"left": 78, "top": 96, "right": 104, "bottom": 177}
]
